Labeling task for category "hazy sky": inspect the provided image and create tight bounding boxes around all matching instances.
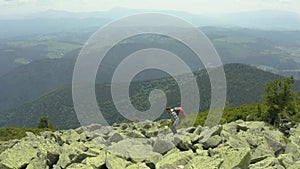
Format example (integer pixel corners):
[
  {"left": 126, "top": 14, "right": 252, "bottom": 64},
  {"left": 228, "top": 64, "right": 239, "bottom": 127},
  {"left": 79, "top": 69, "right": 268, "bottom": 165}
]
[{"left": 0, "top": 0, "right": 299, "bottom": 15}]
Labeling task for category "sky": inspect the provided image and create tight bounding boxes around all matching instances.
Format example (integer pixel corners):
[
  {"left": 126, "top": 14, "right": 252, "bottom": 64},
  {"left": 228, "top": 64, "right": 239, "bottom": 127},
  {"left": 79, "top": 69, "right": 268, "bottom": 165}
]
[{"left": 0, "top": 0, "right": 299, "bottom": 16}]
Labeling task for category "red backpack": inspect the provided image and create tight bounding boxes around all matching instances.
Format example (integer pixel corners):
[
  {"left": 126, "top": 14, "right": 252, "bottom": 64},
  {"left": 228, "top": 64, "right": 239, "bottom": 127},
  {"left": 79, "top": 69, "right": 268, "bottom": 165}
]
[{"left": 174, "top": 107, "right": 186, "bottom": 119}]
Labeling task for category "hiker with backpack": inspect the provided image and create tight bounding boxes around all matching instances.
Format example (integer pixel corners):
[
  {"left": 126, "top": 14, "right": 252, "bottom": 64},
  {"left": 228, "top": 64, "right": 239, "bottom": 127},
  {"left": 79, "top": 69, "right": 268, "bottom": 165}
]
[{"left": 165, "top": 107, "right": 186, "bottom": 134}]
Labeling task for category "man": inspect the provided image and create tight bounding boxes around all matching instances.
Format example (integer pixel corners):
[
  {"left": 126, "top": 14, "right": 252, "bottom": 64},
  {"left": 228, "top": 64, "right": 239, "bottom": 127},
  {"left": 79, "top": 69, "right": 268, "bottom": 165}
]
[{"left": 165, "top": 107, "right": 179, "bottom": 134}]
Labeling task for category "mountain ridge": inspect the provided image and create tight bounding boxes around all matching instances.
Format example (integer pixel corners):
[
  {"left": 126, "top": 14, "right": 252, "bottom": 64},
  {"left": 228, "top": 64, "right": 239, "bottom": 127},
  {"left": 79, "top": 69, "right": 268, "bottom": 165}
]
[{"left": 1, "top": 63, "right": 299, "bottom": 129}]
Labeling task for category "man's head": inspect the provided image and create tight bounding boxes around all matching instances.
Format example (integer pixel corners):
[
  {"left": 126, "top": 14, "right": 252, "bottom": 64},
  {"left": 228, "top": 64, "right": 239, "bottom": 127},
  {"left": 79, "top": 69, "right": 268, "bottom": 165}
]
[{"left": 165, "top": 107, "right": 171, "bottom": 113}]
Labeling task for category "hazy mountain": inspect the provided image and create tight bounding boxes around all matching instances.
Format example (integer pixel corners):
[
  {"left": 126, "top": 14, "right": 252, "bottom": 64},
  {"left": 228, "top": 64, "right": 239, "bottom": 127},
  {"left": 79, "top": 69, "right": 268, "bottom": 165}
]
[
  {"left": 1, "top": 27, "right": 300, "bottom": 112},
  {"left": 1, "top": 8, "right": 300, "bottom": 39},
  {"left": 0, "top": 58, "right": 75, "bottom": 111},
  {"left": 1, "top": 63, "right": 299, "bottom": 129},
  {"left": 222, "top": 10, "right": 300, "bottom": 30}
]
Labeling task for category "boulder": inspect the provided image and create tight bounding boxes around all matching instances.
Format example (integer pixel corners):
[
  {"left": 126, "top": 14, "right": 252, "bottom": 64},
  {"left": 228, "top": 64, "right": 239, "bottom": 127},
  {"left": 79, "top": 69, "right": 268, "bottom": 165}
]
[
  {"left": 249, "top": 157, "right": 282, "bottom": 169},
  {"left": 106, "top": 138, "right": 162, "bottom": 163},
  {"left": 0, "top": 140, "right": 18, "bottom": 154},
  {"left": 285, "top": 142, "right": 300, "bottom": 160},
  {"left": 144, "top": 128, "right": 159, "bottom": 138},
  {"left": 156, "top": 150, "right": 194, "bottom": 169},
  {"left": 264, "top": 130, "right": 286, "bottom": 155},
  {"left": 288, "top": 161, "right": 300, "bottom": 169},
  {"left": 251, "top": 142, "right": 274, "bottom": 163},
  {"left": 83, "top": 124, "right": 103, "bottom": 132},
  {"left": 210, "top": 146, "right": 251, "bottom": 169},
  {"left": 202, "top": 135, "right": 223, "bottom": 149},
  {"left": 225, "top": 134, "right": 249, "bottom": 149},
  {"left": 173, "top": 134, "right": 194, "bottom": 150},
  {"left": 56, "top": 143, "right": 96, "bottom": 168},
  {"left": 198, "top": 125, "right": 222, "bottom": 143},
  {"left": 106, "top": 132, "right": 126, "bottom": 146},
  {"left": 184, "top": 127, "right": 196, "bottom": 133},
  {"left": 236, "top": 121, "right": 267, "bottom": 132},
  {"left": 41, "top": 131, "right": 64, "bottom": 146},
  {"left": 153, "top": 137, "right": 175, "bottom": 155},
  {"left": 220, "top": 122, "right": 237, "bottom": 139},
  {"left": 90, "top": 136, "right": 106, "bottom": 145},
  {"left": 61, "top": 130, "right": 81, "bottom": 144},
  {"left": 278, "top": 153, "right": 297, "bottom": 168},
  {"left": 185, "top": 155, "right": 223, "bottom": 169},
  {"left": 0, "top": 136, "right": 59, "bottom": 169},
  {"left": 193, "top": 125, "right": 202, "bottom": 135},
  {"left": 65, "top": 163, "right": 94, "bottom": 169},
  {"left": 105, "top": 153, "right": 131, "bottom": 169},
  {"left": 82, "top": 151, "right": 106, "bottom": 168},
  {"left": 126, "top": 163, "right": 150, "bottom": 169},
  {"left": 125, "top": 130, "right": 145, "bottom": 138},
  {"left": 289, "top": 125, "right": 300, "bottom": 153},
  {"left": 26, "top": 155, "right": 49, "bottom": 169}
]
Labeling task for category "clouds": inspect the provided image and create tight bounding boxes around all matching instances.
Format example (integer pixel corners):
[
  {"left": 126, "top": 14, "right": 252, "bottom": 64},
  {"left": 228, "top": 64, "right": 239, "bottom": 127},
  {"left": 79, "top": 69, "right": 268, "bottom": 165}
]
[{"left": 0, "top": 0, "right": 299, "bottom": 16}]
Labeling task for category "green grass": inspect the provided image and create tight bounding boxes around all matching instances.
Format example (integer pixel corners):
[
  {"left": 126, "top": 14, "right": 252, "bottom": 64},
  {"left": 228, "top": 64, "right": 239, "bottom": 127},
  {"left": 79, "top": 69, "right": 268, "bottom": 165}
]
[
  {"left": 0, "top": 128, "right": 56, "bottom": 141},
  {"left": 184, "top": 103, "right": 267, "bottom": 127}
]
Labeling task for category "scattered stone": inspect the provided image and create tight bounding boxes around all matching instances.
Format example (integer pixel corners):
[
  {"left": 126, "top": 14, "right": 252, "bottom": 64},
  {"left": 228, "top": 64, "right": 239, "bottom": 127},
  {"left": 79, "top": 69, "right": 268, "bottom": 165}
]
[{"left": 0, "top": 120, "right": 299, "bottom": 169}]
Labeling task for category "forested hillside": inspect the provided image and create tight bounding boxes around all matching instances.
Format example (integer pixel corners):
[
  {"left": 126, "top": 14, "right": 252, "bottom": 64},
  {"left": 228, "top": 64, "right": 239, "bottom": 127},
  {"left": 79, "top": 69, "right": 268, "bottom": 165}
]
[{"left": 1, "top": 63, "right": 298, "bottom": 129}]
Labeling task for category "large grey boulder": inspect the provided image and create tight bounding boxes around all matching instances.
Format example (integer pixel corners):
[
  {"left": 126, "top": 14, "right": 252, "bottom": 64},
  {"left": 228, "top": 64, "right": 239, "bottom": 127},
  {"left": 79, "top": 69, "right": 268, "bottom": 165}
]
[
  {"left": 249, "top": 157, "right": 283, "bottom": 169},
  {"left": 56, "top": 143, "right": 97, "bottom": 168},
  {"left": 65, "top": 163, "right": 94, "bottom": 169},
  {"left": 105, "top": 132, "right": 126, "bottom": 146},
  {"left": 202, "top": 135, "right": 223, "bottom": 149},
  {"left": 264, "top": 130, "right": 286, "bottom": 155},
  {"left": 60, "top": 130, "right": 81, "bottom": 144},
  {"left": 153, "top": 137, "right": 176, "bottom": 155},
  {"left": 0, "top": 140, "right": 18, "bottom": 154},
  {"left": 251, "top": 142, "right": 274, "bottom": 163},
  {"left": 41, "top": 131, "right": 64, "bottom": 146},
  {"left": 185, "top": 155, "right": 223, "bottom": 169},
  {"left": 106, "top": 138, "right": 162, "bottom": 163},
  {"left": 82, "top": 150, "right": 106, "bottom": 168},
  {"left": 156, "top": 150, "right": 194, "bottom": 169},
  {"left": 126, "top": 163, "right": 150, "bottom": 169},
  {"left": 173, "top": 134, "right": 197, "bottom": 151},
  {"left": 105, "top": 153, "right": 131, "bottom": 169},
  {"left": 198, "top": 125, "right": 222, "bottom": 143},
  {"left": 26, "top": 155, "right": 49, "bottom": 169},
  {"left": 209, "top": 146, "right": 251, "bottom": 169},
  {"left": 225, "top": 134, "right": 249, "bottom": 149}
]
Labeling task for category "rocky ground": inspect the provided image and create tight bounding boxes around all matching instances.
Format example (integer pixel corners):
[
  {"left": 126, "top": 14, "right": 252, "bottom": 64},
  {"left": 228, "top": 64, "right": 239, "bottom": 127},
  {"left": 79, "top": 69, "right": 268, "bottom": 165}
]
[{"left": 0, "top": 120, "right": 300, "bottom": 169}]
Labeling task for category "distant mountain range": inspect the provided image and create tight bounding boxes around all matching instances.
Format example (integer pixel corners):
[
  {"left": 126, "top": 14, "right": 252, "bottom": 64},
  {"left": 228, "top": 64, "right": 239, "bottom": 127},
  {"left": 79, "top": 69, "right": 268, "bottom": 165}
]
[
  {"left": 1, "top": 28, "right": 300, "bottom": 113},
  {"left": 1, "top": 63, "right": 299, "bottom": 129},
  {"left": 1, "top": 8, "right": 300, "bottom": 39}
]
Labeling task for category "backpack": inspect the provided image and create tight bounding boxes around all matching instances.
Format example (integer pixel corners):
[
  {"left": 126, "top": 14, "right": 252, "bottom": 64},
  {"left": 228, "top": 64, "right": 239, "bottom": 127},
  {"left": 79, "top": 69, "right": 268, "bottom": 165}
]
[{"left": 174, "top": 107, "right": 186, "bottom": 119}]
